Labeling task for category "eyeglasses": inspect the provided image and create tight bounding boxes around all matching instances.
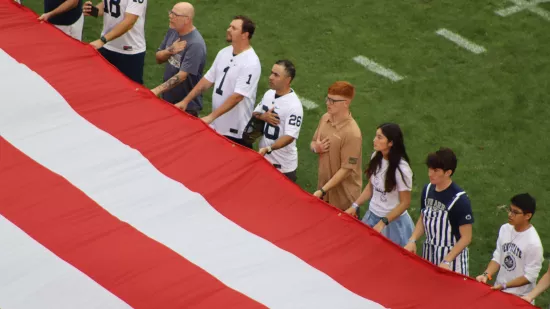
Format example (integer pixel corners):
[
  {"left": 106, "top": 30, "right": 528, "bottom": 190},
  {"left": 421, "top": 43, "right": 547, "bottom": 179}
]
[
  {"left": 325, "top": 96, "right": 347, "bottom": 105},
  {"left": 507, "top": 207, "right": 524, "bottom": 216},
  {"left": 168, "top": 10, "right": 188, "bottom": 18}
]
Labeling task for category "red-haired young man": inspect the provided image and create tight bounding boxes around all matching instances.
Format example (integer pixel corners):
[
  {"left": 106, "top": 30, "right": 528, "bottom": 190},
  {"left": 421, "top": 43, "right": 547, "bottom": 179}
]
[{"left": 311, "top": 81, "right": 362, "bottom": 211}]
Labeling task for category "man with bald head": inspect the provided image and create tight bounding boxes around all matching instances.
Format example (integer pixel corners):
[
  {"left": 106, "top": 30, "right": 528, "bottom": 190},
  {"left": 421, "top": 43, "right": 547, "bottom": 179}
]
[{"left": 152, "top": 2, "right": 206, "bottom": 117}]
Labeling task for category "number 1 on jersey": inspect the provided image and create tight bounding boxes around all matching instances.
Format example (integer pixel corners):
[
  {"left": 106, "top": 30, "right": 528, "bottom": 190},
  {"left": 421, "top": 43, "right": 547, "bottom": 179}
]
[{"left": 215, "top": 66, "right": 230, "bottom": 96}]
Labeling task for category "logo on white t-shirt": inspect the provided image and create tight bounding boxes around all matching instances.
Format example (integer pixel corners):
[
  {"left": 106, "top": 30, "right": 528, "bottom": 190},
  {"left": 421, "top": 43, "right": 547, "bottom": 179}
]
[{"left": 503, "top": 254, "right": 516, "bottom": 271}]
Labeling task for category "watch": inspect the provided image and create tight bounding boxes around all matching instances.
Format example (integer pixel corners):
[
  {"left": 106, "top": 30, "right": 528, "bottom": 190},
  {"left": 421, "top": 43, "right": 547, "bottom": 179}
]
[
  {"left": 266, "top": 146, "right": 272, "bottom": 154},
  {"left": 100, "top": 36, "right": 108, "bottom": 44},
  {"left": 381, "top": 217, "right": 389, "bottom": 225}
]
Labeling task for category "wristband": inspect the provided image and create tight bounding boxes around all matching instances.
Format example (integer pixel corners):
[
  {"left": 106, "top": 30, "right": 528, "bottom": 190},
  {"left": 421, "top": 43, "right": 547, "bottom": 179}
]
[
  {"left": 483, "top": 272, "right": 492, "bottom": 281},
  {"left": 442, "top": 260, "right": 451, "bottom": 266},
  {"left": 100, "top": 36, "right": 108, "bottom": 44},
  {"left": 501, "top": 283, "right": 507, "bottom": 290},
  {"left": 320, "top": 188, "right": 326, "bottom": 197},
  {"left": 266, "top": 146, "right": 272, "bottom": 154},
  {"left": 351, "top": 203, "right": 359, "bottom": 209},
  {"left": 408, "top": 239, "right": 416, "bottom": 244}
]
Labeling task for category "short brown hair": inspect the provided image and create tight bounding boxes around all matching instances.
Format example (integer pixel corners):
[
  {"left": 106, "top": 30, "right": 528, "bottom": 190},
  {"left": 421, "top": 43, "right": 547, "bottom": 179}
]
[
  {"left": 328, "top": 81, "right": 355, "bottom": 99},
  {"left": 234, "top": 15, "right": 256, "bottom": 39}
]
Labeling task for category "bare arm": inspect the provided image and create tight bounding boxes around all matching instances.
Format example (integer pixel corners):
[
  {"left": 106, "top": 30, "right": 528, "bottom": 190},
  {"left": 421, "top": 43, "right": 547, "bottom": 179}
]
[
  {"left": 156, "top": 49, "right": 173, "bottom": 64},
  {"left": 103, "top": 12, "right": 138, "bottom": 42},
  {"left": 483, "top": 260, "right": 501, "bottom": 279},
  {"left": 495, "top": 276, "right": 531, "bottom": 290},
  {"left": 152, "top": 71, "right": 188, "bottom": 96},
  {"left": 354, "top": 181, "right": 373, "bottom": 206},
  {"left": 409, "top": 214, "right": 425, "bottom": 242},
  {"left": 203, "top": 93, "right": 244, "bottom": 122},
  {"left": 524, "top": 268, "right": 550, "bottom": 302},
  {"left": 385, "top": 190, "right": 411, "bottom": 222},
  {"left": 442, "top": 224, "right": 472, "bottom": 262},
  {"left": 175, "top": 77, "right": 214, "bottom": 110},
  {"left": 268, "top": 135, "right": 294, "bottom": 151},
  {"left": 320, "top": 168, "right": 352, "bottom": 192},
  {"left": 403, "top": 214, "right": 425, "bottom": 252}
]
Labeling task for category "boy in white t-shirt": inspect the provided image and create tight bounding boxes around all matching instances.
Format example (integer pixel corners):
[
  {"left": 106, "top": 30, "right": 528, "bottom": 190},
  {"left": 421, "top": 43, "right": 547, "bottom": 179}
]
[{"left": 476, "top": 193, "right": 543, "bottom": 301}]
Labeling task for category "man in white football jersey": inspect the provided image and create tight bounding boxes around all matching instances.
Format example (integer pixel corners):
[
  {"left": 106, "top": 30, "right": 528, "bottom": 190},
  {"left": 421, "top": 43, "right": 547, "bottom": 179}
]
[
  {"left": 83, "top": 0, "right": 148, "bottom": 84},
  {"left": 252, "top": 60, "right": 302, "bottom": 182},
  {"left": 476, "top": 193, "right": 543, "bottom": 301},
  {"left": 175, "top": 15, "right": 261, "bottom": 148}
]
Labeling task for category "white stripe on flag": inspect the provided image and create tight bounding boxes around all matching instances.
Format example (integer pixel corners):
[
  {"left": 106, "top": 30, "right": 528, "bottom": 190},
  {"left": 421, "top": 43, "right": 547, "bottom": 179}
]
[
  {"left": 0, "top": 49, "right": 384, "bottom": 309},
  {"left": 0, "top": 215, "right": 131, "bottom": 309}
]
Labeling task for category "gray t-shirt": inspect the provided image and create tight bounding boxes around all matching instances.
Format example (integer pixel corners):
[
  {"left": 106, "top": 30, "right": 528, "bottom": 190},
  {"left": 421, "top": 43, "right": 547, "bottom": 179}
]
[{"left": 158, "top": 28, "right": 206, "bottom": 112}]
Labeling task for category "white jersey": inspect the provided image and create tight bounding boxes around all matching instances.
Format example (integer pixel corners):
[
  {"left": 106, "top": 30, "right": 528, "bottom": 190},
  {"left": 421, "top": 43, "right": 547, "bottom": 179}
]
[
  {"left": 204, "top": 46, "right": 261, "bottom": 139},
  {"left": 254, "top": 89, "right": 303, "bottom": 173},
  {"left": 492, "top": 223, "right": 543, "bottom": 297},
  {"left": 101, "top": 0, "right": 147, "bottom": 55},
  {"left": 368, "top": 156, "right": 413, "bottom": 217}
]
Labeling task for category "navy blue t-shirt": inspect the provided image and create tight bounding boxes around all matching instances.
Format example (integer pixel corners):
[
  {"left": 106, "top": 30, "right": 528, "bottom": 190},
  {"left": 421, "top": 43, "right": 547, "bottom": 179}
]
[
  {"left": 420, "top": 182, "right": 474, "bottom": 242},
  {"left": 45, "top": 0, "right": 82, "bottom": 26}
]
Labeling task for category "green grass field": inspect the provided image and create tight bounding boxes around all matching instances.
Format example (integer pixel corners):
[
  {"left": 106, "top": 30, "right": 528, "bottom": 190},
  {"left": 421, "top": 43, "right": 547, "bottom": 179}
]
[{"left": 23, "top": 0, "right": 550, "bottom": 306}]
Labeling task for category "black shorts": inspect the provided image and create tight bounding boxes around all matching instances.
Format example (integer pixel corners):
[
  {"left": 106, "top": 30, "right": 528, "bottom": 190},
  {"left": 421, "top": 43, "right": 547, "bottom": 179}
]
[
  {"left": 272, "top": 164, "right": 297, "bottom": 182},
  {"left": 99, "top": 48, "right": 145, "bottom": 84},
  {"left": 224, "top": 135, "right": 252, "bottom": 149},
  {"left": 283, "top": 170, "right": 297, "bottom": 183}
]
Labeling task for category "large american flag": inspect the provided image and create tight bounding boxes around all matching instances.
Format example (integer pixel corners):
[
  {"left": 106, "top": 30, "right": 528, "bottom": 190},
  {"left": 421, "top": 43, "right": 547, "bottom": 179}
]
[{"left": 0, "top": 1, "right": 535, "bottom": 308}]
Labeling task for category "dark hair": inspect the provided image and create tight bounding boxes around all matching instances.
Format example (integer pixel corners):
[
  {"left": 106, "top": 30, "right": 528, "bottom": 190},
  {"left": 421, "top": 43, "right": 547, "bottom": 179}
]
[
  {"left": 275, "top": 59, "right": 296, "bottom": 81},
  {"left": 234, "top": 15, "right": 256, "bottom": 39},
  {"left": 365, "top": 123, "right": 410, "bottom": 192},
  {"left": 511, "top": 193, "right": 536, "bottom": 218},
  {"left": 426, "top": 147, "right": 457, "bottom": 176}
]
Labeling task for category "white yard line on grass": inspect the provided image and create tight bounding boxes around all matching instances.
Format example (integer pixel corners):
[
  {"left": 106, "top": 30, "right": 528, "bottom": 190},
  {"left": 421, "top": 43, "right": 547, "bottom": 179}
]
[
  {"left": 436, "top": 28, "right": 487, "bottom": 54},
  {"left": 298, "top": 96, "right": 319, "bottom": 110},
  {"left": 352, "top": 56, "right": 404, "bottom": 82},
  {"left": 495, "top": 0, "right": 550, "bottom": 21}
]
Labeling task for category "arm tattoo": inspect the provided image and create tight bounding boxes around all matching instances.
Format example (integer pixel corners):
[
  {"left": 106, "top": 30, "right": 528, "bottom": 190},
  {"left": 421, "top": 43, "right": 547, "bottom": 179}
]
[{"left": 160, "top": 75, "right": 181, "bottom": 91}]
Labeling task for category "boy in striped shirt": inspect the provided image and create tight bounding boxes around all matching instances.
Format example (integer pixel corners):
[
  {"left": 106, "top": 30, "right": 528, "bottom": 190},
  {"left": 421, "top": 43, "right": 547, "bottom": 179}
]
[{"left": 404, "top": 147, "right": 474, "bottom": 275}]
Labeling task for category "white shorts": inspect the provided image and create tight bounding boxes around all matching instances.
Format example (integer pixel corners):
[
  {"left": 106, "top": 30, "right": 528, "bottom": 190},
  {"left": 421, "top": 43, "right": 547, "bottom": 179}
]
[{"left": 54, "top": 13, "right": 84, "bottom": 41}]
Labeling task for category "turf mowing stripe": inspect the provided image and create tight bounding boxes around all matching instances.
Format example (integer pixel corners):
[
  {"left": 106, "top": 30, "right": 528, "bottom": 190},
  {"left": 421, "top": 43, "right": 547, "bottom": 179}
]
[
  {"left": 352, "top": 56, "right": 404, "bottom": 82},
  {"left": 436, "top": 29, "right": 487, "bottom": 54}
]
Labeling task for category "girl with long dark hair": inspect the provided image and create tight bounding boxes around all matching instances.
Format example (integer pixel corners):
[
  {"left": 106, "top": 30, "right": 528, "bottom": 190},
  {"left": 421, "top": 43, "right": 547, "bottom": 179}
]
[{"left": 345, "top": 123, "right": 414, "bottom": 246}]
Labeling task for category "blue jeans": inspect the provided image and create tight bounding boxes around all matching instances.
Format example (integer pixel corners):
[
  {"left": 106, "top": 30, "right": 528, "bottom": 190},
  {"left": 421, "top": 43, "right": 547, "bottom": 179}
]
[{"left": 362, "top": 210, "right": 414, "bottom": 247}]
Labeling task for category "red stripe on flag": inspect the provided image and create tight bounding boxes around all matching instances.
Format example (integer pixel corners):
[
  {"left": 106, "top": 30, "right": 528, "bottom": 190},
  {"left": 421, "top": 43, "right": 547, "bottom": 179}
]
[
  {"left": 0, "top": 138, "right": 264, "bottom": 309},
  {"left": 0, "top": 1, "right": 533, "bottom": 308}
]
